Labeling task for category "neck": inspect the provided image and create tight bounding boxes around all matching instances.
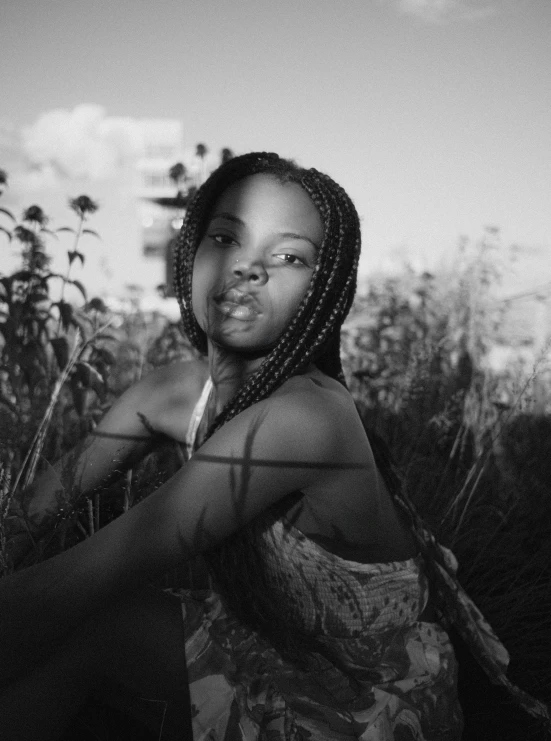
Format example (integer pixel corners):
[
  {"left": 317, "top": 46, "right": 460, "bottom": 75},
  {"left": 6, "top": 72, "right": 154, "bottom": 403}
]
[{"left": 207, "top": 343, "right": 267, "bottom": 412}]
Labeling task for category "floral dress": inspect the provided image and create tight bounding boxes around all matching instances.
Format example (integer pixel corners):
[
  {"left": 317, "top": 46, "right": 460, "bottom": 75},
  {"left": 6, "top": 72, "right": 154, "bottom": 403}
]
[
  {"left": 172, "top": 379, "right": 463, "bottom": 739},
  {"left": 177, "top": 517, "right": 462, "bottom": 740}
]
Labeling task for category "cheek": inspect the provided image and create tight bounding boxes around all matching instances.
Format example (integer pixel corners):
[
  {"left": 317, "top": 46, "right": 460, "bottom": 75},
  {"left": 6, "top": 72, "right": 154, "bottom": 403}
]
[
  {"left": 277, "top": 276, "right": 312, "bottom": 325},
  {"left": 191, "top": 249, "right": 230, "bottom": 327},
  {"left": 191, "top": 255, "right": 209, "bottom": 323}
]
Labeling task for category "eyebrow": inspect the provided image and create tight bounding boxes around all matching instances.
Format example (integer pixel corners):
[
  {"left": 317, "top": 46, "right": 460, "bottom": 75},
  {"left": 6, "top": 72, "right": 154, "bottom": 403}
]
[
  {"left": 278, "top": 232, "right": 319, "bottom": 252},
  {"left": 211, "top": 212, "right": 244, "bottom": 226},
  {"left": 211, "top": 212, "right": 320, "bottom": 251}
]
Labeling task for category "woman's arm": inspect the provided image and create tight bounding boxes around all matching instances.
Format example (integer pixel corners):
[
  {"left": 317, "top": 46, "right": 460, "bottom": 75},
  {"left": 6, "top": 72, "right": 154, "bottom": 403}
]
[
  {"left": 0, "top": 383, "right": 348, "bottom": 681},
  {"left": 13, "top": 361, "right": 205, "bottom": 554}
]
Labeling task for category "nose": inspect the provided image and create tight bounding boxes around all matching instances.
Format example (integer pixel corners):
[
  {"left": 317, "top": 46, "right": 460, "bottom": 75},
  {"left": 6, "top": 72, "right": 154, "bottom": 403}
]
[{"left": 232, "top": 255, "right": 268, "bottom": 285}]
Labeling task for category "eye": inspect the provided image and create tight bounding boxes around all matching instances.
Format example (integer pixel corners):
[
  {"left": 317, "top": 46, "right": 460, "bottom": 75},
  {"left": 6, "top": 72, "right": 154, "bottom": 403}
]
[
  {"left": 210, "top": 233, "right": 238, "bottom": 247},
  {"left": 275, "top": 253, "right": 307, "bottom": 266}
]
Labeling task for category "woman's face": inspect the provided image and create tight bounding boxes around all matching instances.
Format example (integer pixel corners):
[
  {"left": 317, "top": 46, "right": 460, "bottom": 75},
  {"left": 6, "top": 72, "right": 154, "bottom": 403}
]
[{"left": 192, "top": 174, "right": 324, "bottom": 355}]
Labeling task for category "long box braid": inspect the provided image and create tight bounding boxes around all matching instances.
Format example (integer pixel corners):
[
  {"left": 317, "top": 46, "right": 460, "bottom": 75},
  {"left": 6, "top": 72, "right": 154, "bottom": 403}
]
[{"left": 173, "top": 152, "right": 362, "bottom": 662}]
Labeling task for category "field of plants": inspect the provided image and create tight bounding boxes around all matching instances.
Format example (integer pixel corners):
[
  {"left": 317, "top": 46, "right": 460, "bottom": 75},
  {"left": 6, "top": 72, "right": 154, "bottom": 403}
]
[{"left": 1, "top": 171, "right": 550, "bottom": 739}]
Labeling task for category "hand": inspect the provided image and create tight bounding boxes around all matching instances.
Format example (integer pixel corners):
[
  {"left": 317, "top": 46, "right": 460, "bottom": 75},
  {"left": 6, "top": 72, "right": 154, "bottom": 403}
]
[
  {"left": 2, "top": 516, "right": 37, "bottom": 571},
  {"left": 2, "top": 505, "right": 53, "bottom": 571}
]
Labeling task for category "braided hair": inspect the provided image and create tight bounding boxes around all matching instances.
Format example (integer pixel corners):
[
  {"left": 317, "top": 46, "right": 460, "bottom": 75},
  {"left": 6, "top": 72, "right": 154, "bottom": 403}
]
[{"left": 173, "top": 152, "right": 362, "bottom": 661}]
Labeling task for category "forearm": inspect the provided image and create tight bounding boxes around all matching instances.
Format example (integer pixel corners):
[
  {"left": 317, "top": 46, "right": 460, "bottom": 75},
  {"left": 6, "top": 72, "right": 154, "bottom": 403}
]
[
  {"left": 19, "top": 373, "right": 168, "bottom": 528},
  {"left": 23, "top": 437, "right": 145, "bottom": 521},
  {"left": 21, "top": 452, "right": 84, "bottom": 527},
  {"left": 7, "top": 433, "right": 155, "bottom": 571},
  {"left": 13, "top": 366, "right": 189, "bottom": 539},
  {"left": 0, "top": 494, "right": 177, "bottom": 686}
]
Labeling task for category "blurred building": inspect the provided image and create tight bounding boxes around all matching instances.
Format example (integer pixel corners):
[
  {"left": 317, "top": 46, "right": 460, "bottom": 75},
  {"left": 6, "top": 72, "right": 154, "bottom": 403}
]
[
  {"left": 135, "top": 120, "right": 183, "bottom": 255},
  {"left": 0, "top": 114, "right": 187, "bottom": 310},
  {"left": 133, "top": 119, "right": 185, "bottom": 293}
]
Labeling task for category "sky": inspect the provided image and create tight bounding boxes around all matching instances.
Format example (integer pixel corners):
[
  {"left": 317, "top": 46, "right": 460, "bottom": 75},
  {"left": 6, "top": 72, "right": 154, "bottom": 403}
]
[{"left": 1, "top": 0, "right": 550, "bottom": 298}]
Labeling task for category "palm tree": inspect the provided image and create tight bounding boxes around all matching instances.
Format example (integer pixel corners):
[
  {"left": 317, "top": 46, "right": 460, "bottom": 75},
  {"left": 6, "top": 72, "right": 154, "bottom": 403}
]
[
  {"left": 168, "top": 162, "right": 187, "bottom": 193},
  {"left": 220, "top": 148, "right": 234, "bottom": 164},
  {"left": 195, "top": 143, "right": 208, "bottom": 186}
]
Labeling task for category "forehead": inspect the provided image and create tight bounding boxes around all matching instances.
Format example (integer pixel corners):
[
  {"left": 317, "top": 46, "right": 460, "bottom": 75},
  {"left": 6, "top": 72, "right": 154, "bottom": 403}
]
[{"left": 210, "top": 174, "right": 324, "bottom": 244}]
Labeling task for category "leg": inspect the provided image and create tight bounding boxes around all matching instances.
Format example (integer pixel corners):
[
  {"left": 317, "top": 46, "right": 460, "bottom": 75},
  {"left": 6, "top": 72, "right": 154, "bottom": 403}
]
[
  {"left": 0, "top": 633, "right": 100, "bottom": 741},
  {"left": 0, "top": 587, "right": 192, "bottom": 741},
  {"left": 88, "top": 586, "right": 193, "bottom": 739}
]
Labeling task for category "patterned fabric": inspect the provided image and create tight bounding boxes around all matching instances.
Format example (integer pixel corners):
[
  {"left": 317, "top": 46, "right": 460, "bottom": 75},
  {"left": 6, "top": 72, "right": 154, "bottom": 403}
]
[
  {"left": 174, "top": 378, "right": 464, "bottom": 740},
  {"left": 176, "top": 517, "right": 462, "bottom": 740},
  {"left": 258, "top": 518, "right": 428, "bottom": 636}
]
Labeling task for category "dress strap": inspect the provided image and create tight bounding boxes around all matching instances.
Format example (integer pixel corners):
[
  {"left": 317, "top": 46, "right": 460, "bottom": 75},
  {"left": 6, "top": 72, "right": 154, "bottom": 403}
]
[{"left": 184, "top": 377, "right": 213, "bottom": 460}]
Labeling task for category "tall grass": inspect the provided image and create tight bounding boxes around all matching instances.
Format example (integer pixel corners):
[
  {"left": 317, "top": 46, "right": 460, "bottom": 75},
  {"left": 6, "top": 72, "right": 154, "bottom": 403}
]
[
  {"left": 1, "top": 180, "right": 550, "bottom": 737},
  {"left": 343, "top": 251, "right": 551, "bottom": 738}
]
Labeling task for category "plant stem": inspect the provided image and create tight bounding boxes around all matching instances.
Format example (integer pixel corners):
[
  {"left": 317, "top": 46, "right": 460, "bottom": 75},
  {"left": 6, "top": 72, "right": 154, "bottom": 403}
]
[{"left": 56, "top": 213, "right": 84, "bottom": 335}]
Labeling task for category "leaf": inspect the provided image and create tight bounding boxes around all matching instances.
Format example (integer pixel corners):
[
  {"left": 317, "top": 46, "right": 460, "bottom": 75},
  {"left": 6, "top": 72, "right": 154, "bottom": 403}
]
[
  {"left": 0, "top": 397, "right": 17, "bottom": 414},
  {"left": 82, "top": 229, "right": 100, "bottom": 240},
  {"left": 0, "top": 226, "right": 12, "bottom": 242},
  {"left": 74, "top": 361, "right": 105, "bottom": 397},
  {"left": 68, "top": 250, "right": 85, "bottom": 267},
  {"left": 53, "top": 300, "right": 74, "bottom": 331},
  {"left": 33, "top": 318, "right": 49, "bottom": 341},
  {"left": 0, "top": 276, "right": 13, "bottom": 293},
  {"left": 0, "top": 322, "right": 12, "bottom": 343},
  {"left": 96, "top": 347, "right": 116, "bottom": 365},
  {"left": 40, "top": 228, "right": 58, "bottom": 240},
  {"left": 28, "top": 291, "right": 50, "bottom": 303},
  {"left": 44, "top": 272, "right": 64, "bottom": 283},
  {"left": 70, "top": 279, "right": 87, "bottom": 300},
  {"left": 18, "top": 344, "right": 41, "bottom": 375},
  {"left": 50, "top": 336, "right": 70, "bottom": 370},
  {"left": 87, "top": 364, "right": 106, "bottom": 397},
  {"left": 94, "top": 332, "right": 116, "bottom": 342},
  {"left": 11, "top": 270, "right": 32, "bottom": 282},
  {"left": 70, "top": 376, "right": 88, "bottom": 417},
  {"left": 73, "top": 361, "right": 91, "bottom": 387},
  {"left": 0, "top": 207, "right": 16, "bottom": 223},
  {"left": 56, "top": 227, "right": 76, "bottom": 234}
]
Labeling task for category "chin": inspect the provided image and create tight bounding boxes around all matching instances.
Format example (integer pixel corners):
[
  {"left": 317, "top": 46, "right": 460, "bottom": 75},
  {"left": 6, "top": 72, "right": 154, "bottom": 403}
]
[{"left": 212, "top": 335, "right": 277, "bottom": 358}]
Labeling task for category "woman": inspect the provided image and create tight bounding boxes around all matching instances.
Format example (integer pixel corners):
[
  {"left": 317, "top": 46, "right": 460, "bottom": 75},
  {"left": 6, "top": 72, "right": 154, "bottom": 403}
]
[{"left": 1, "top": 153, "right": 463, "bottom": 739}]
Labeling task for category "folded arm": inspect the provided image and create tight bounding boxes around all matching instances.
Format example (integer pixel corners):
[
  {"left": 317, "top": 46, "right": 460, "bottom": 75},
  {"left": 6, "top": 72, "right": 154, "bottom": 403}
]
[
  {"left": 10, "top": 362, "right": 200, "bottom": 564},
  {"left": 0, "top": 387, "right": 342, "bottom": 680}
]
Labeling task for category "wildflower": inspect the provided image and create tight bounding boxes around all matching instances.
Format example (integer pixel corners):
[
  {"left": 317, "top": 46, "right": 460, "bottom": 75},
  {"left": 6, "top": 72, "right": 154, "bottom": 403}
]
[
  {"left": 195, "top": 143, "right": 208, "bottom": 159},
  {"left": 69, "top": 195, "right": 99, "bottom": 219},
  {"left": 14, "top": 225, "right": 42, "bottom": 248},
  {"left": 22, "top": 205, "right": 48, "bottom": 227},
  {"left": 86, "top": 297, "right": 108, "bottom": 313},
  {"left": 23, "top": 246, "right": 50, "bottom": 272}
]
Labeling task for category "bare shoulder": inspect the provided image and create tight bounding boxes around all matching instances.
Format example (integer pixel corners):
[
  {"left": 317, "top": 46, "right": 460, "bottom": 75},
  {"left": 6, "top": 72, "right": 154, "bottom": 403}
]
[
  {"left": 271, "top": 370, "right": 364, "bottom": 441},
  {"left": 275, "top": 367, "right": 354, "bottom": 406},
  {"left": 247, "top": 369, "right": 364, "bottom": 463},
  {"left": 139, "top": 358, "right": 208, "bottom": 401},
  {"left": 112, "top": 358, "right": 209, "bottom": 441}
]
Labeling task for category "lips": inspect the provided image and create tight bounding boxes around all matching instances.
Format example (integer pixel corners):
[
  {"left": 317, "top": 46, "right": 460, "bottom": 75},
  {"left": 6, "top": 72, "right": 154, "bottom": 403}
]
[{"left": 214, "top": 288, "right": 260, "bottom": 321}]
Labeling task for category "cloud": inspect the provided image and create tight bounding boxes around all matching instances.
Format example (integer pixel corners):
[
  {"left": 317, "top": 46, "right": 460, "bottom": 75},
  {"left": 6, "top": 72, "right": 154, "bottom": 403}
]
[
  {"left": 21, "top": 104, "right": 142, "bottom": 182},
  {"left": 394, "top": 0, "right": 500, "bottom": 23},
  {"left": 7, "top": 105, "right": 220, "bottom": 201}
]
